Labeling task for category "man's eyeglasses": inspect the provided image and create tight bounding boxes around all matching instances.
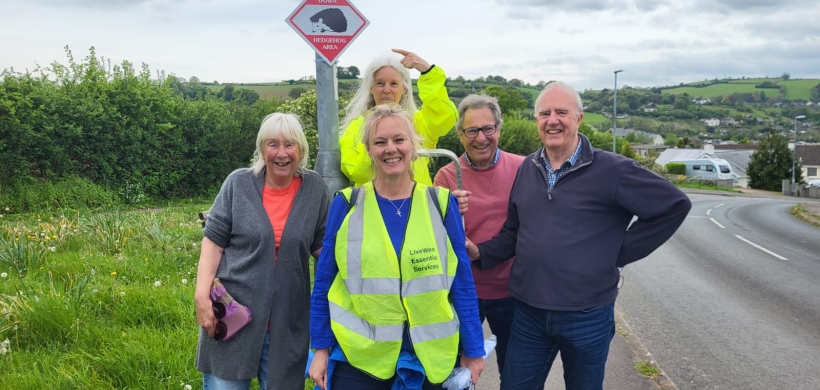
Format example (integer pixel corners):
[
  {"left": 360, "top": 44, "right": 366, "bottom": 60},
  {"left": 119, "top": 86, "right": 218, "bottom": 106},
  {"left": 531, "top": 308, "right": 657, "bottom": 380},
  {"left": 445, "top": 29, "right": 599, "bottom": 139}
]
[{"left": 460, "top": 124, "right": 498, "bottom": 139}]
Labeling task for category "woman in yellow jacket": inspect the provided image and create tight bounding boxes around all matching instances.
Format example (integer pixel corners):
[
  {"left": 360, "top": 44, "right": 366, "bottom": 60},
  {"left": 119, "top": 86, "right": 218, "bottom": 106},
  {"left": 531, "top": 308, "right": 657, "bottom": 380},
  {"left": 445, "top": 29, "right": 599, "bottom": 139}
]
[{"left": 340, "top": 49, "right": 458, "bottom": 187}]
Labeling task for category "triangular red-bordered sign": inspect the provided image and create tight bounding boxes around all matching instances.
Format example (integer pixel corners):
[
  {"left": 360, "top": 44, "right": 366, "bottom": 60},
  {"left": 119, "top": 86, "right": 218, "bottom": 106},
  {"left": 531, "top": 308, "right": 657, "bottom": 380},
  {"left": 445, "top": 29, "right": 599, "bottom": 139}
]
[{"left": 286, "top": 0, "right": 370, "bottom": 65}]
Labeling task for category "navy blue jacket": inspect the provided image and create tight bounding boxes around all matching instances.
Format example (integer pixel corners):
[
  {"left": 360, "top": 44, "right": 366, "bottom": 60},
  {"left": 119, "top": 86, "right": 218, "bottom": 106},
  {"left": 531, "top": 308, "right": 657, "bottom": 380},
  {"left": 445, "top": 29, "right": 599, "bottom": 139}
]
[{"left": 476, "top": 134, "right": 691, "bottom": 311}]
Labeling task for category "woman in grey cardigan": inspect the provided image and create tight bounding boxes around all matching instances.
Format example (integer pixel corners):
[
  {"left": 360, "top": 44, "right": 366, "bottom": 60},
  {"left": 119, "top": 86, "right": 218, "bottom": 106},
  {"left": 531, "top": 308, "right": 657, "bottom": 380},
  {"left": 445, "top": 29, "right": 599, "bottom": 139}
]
[{"left": 194, "top": 113, "right": 329, "bottom": 390}]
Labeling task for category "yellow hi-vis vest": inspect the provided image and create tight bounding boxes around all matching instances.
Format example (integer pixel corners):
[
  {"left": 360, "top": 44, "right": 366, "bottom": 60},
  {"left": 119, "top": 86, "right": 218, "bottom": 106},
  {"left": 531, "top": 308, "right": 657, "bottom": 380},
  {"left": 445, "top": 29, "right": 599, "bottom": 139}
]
[{"left": 328, "top": 181, "right": 460, "bottom": 383}]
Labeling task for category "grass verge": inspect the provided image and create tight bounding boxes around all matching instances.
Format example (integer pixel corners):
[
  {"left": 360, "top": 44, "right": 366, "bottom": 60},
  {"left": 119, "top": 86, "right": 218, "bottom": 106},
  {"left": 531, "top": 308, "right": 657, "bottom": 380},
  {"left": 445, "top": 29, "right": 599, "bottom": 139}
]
[{"left": 1, "top": 204, "right": 315, "bottom": 389}]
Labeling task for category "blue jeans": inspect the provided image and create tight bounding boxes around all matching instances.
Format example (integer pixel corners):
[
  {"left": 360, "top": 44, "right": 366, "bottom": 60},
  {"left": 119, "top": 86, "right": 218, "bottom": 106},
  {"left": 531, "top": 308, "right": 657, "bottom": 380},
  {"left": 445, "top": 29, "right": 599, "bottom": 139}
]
[
  {"left": 203, "top": 330, "right": 270, "bottom": 390},
  {"left": 477, "top": 297, "right": 515, "bottom": 375},
  {"left": 501, "top": 300, "right": 615, "bottom": 390}
]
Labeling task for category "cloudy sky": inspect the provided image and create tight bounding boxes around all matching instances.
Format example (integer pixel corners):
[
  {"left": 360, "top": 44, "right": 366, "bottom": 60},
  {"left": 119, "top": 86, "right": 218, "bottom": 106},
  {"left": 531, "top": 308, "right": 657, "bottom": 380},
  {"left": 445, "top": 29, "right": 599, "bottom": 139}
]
[{"left": 2, "top": 0, "right": 819, "bottom": 91}]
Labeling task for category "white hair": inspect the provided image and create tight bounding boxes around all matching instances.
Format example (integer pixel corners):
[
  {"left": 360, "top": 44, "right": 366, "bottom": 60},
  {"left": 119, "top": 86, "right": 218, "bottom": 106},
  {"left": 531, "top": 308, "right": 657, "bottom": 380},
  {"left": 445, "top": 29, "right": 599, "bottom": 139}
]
[
  {"left": 533, "top": 81, "right": 584, "bottom": 117},
  {"left": 341, "top": 54, "right": 417, "bottom": 131},
  {"left": 250, "top": 113, "right": 309, "bottom": 176}
]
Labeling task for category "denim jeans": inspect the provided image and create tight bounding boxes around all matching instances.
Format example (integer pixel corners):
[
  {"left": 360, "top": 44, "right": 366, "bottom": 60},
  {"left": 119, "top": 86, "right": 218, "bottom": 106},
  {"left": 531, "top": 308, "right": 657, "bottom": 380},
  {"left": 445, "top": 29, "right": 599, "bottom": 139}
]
[
  {"left": 331, "top": 361, "right": 445, "bottom": 390},
  {"left": 501, "top": 300, "right": 615, "bottom": 390},
  {"left": 477, "top": 297, "right": 515, "bottom": 375},
  {"left": 203, "top": 330, "right": 270, "bottom": 390}
]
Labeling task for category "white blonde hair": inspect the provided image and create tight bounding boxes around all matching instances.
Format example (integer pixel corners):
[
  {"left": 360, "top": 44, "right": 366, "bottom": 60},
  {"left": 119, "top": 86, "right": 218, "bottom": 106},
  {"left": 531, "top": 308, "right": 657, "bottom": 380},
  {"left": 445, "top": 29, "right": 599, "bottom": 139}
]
[
  {"left": 341, "top": 54, "right": 417, "bottom": 131},
  {"left": 250, "top": 113, "right": 309, "bottom": 176},
  {"left": 361, "top": 104, "right": 423, "bottom": 179}
]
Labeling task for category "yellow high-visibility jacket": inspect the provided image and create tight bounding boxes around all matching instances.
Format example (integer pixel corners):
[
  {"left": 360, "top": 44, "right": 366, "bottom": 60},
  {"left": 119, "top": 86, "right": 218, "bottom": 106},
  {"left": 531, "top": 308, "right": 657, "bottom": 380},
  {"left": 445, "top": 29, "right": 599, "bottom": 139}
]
[
  {"left": 340, "top": 66, "right": 458, "bottom": 186},
  {"left": 328, "top": 182, "right": 460, "bottom": 383}
]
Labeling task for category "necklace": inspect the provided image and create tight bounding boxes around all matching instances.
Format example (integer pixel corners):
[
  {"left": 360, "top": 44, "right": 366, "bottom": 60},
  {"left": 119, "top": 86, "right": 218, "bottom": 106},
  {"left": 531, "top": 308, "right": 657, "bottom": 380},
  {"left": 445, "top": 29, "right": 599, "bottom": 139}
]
[{"left": 387, "top": 197, "right": 408, "bottom": 217}]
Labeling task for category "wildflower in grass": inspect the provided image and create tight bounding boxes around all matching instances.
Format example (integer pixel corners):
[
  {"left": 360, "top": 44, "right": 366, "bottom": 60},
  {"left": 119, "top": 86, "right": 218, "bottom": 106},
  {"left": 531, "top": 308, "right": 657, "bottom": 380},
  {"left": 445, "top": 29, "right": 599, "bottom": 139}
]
[
  {"left": 4, "top": 207, "right": 9, "bottom": 211},
  {"left": 49, "top": 246, "right": 56, "bottom": 252},
  {"left": 111, "top": 271, "right": 117, "bottom": 276},
  {"left": 90, "top": 269, "right": 96, "bottom": 276},
  {"left": 184, "top": 385, "right": 192, "bottom": 390},
  {"left": 0, "top": 272, "right": 7, "bottom": 278},
  {"left": 182, "top": 279, "right": 188, "bottom": 285},
  {"left": 154, "top": 280, "right": 162, "bottom": 287},
  {"left": 120, "top": 291, "right": 126, "bottom": 296}
]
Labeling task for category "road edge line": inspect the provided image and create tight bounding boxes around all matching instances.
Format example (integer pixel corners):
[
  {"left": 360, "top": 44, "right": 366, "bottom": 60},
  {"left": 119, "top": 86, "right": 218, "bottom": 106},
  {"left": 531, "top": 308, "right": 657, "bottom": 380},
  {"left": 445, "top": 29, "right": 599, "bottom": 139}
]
[{"left": 614, "top": 302, "right": 679, "bottom": 390}]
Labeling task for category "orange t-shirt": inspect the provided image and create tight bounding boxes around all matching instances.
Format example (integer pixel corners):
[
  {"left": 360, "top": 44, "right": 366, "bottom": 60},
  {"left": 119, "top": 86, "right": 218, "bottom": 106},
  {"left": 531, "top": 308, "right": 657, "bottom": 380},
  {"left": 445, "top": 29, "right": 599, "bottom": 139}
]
[{"left": 262, "top": 176, "right": 302, "bottom": 261}]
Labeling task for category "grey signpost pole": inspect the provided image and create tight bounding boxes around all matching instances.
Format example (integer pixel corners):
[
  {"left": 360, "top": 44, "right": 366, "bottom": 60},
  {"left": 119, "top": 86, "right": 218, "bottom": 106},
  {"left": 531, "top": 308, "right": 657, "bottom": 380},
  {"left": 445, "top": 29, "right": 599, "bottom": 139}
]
[{"left": 314, "top": 53, "right": 350, "bottom": 197}]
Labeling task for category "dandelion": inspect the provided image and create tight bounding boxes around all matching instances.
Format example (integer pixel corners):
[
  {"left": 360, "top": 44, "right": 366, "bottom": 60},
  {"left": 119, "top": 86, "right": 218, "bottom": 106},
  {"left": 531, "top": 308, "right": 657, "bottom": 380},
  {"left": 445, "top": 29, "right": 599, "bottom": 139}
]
[
  {"left": 90, "top": 269, "right": 96, "bottom": 276},
  {"left": 0, "top": 347, "right": 7, "bottom": 355},
  {"left": 52, "top": 235, "right": 57, "bottom": 239},
  {"left": 120, "top": 291, "right": 126, "bottom": 296},
  {"left": 154, "top": 281, "right": 162, "bottom": 287},
  {"left": 4, "top": 207, "right": 9, "bottom": 211},
  {"left": 92, "top": 289, "right": 98, "bottom": 293},
  {"left": 40, "top": 232, "right": 45, "bottom": 237},
  {"left": 48, "top": 246, "right": 56, "bottom": 252},
  {"left": 184, "top": 385, "right": 192, "bottom": 390},
  {"left": 181, "top": 279, "right": 188, "bottom": 285},
  {"left": 0, "top": 272, "right": 7, "bottom": 278},
  {"left": 111, "top": 271, "right": 117, "bottom": 276}
]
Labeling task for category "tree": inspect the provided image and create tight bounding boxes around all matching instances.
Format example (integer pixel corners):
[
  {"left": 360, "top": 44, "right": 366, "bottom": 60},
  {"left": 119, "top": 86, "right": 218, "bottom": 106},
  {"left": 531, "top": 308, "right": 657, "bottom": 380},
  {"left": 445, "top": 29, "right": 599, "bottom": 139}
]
[
  {"left": 347, "top": 66, "right": 360, "bottom": 79},
  {"left": 747, "top": 129, "right": 802, "bottom": 190},
  {"left": 288, "top": 79, "right": 295, "bottom": 85},
  {"left": 781, "top": 72, "right": 790, "bottom": 80},
  {"left": 289, "top": 87, "right": 308, "bottom": 99},
  {"left": 483, "top": 85, "right": 527, "bottom": 112}
]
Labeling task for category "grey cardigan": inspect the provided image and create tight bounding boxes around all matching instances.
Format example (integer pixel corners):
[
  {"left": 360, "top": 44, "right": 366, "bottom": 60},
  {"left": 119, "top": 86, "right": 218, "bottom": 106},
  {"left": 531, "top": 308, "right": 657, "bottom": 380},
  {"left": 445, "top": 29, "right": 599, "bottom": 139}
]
[{"left": 196, "top": 168, "right": 329, "bottom": 389}]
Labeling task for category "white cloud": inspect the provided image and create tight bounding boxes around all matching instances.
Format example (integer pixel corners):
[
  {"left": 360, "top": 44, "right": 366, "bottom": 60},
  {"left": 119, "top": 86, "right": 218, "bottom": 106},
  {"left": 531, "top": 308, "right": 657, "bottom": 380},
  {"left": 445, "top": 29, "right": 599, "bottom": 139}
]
[{"left": 1, "top": 0, "right": 818, "bottom": 90}]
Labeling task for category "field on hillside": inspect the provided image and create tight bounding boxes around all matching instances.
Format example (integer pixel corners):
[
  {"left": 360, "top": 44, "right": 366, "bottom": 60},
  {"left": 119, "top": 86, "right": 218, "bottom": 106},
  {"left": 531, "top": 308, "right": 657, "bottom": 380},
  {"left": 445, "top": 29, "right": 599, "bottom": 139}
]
[
  {"left": 665, "top": 78, "right": 818, "bottom": 100},
  {"left": 780, "top": 79, "right": 817, "bottom": 100},
  {"left": 583, "top": 112, "right": 609, "bottom": 124},
  {"left": 663, "top": 83, "right": 761, "bottom": 97},
  {"left": 0, "top": 205, "right": 315, "bottom": 390}
]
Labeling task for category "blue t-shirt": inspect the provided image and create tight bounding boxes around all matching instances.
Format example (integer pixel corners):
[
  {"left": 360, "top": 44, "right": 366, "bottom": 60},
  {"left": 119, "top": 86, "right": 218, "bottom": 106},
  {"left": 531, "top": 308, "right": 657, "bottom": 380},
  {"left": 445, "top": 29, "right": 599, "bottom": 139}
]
[{"left": 310, "top": 186, "right": 485, "bottom": 358}]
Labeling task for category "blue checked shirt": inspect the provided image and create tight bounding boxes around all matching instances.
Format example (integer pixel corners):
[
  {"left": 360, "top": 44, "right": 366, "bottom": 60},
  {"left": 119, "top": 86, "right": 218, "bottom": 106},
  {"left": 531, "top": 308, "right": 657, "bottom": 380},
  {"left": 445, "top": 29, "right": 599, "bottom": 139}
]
[
  {"left": 539, "top": 137, "right": 583, "bottom": 191},
  {"left": 464, "top": 148, "right": 501, "bottom": 170}
]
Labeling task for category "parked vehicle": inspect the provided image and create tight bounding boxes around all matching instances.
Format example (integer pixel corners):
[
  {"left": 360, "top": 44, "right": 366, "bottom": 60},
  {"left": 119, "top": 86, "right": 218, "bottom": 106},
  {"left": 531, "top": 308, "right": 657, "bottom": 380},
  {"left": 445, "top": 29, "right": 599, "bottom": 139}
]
[
  {"left": 807, "top": 180, "right": 820, "bottom": 188},
  {"left": 670, "top": 158, "right": 734, "bottom": 181}
]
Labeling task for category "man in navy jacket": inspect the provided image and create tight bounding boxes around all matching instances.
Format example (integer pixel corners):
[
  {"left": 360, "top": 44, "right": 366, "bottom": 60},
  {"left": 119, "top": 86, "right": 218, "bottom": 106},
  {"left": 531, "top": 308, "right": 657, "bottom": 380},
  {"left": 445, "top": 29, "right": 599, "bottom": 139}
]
[{"left": 465, "top": 81, "right": 691, "bottom": 390}]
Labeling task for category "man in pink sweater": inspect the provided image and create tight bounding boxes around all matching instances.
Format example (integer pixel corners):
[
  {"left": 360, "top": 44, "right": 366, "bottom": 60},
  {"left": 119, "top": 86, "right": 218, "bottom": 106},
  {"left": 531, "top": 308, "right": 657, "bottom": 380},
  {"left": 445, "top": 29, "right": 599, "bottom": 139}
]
[{"left": 434, "top": 94, "right": 525, "bottom": 375}]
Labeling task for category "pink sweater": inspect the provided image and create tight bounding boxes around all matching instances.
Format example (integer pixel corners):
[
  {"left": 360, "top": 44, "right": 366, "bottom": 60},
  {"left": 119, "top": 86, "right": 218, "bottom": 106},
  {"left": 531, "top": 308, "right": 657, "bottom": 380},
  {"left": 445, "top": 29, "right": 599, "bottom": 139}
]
[{"left": 434, "top": 150, "right": 525, "bottom": 299}]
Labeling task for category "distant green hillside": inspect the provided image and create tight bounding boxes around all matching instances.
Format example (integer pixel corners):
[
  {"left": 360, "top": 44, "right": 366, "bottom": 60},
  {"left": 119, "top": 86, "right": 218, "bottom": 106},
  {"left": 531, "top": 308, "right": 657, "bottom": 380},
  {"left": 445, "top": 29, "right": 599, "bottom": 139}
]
[{"left": 663, "top": 78, "right": 819, "bottom": 100}]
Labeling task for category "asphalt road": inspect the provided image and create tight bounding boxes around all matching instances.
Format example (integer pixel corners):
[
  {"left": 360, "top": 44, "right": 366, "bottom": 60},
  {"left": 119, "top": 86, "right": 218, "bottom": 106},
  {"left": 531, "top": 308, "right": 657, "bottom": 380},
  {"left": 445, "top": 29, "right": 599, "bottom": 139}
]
[{"left": 617, "top": 192, "right": 820, "bottom": 390}]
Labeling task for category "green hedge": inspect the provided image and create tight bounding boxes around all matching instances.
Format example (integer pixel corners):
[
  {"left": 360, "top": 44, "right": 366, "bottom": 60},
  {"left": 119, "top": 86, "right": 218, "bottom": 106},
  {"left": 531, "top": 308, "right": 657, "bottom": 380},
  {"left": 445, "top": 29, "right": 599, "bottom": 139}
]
[
  {"left": 666, "top": 162, "right": 686, "bottom": 175},
  {"left": 0, "top": 47, "right": 285, "bottom": 211}
]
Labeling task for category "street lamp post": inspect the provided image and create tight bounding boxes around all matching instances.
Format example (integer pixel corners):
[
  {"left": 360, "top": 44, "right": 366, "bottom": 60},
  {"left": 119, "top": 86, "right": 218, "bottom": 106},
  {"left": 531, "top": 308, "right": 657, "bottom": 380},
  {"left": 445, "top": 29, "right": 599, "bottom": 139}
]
[
  {"left": 613, "top": 69, "right": 624, "bottom": 153},
  {"left": 792, "top": 114, "right": 806, "bottom": 195}
]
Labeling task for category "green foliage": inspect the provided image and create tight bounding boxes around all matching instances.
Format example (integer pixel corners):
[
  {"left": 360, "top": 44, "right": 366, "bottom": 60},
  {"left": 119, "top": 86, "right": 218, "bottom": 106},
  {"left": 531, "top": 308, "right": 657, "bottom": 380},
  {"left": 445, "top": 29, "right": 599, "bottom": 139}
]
[
  {"left": 497, "top": 114, "right": 542, "bottom": 156},
  {"left": 0, "top": 177, "right": 118, "bottom": 213},
  {"left": 289, "top": 87, "right": 308, "bottom": 99},
  {"left": 666, "top": 162, "right": 686, "bottom": 175},
  {"left": 0, "top": 234, "right": 48, "bottom": 278},
  {"left": 0, "top": 47, "right": 286, "bottom": 207},
  {"left": 81, "top": 211, "right": 132, "bottom": 255},
  {"left": 279, "top": 89, "right": 349, "bottom": 169},
  {"left": 747, "top": 130, "right": 803, "bottom": 190},
  {"left": 0, "top": 205, "right": 206, "bottom": 389},
  {"left": 620, "top": 141, "right": 637, "bottom": 159},
  {"left": 483, "top": 85, "right": 528, "bottom": 112}
]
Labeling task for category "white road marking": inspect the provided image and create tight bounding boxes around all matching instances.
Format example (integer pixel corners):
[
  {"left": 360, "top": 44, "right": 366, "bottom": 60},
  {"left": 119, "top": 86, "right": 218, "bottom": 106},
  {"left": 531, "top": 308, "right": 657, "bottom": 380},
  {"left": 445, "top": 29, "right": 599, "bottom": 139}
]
[
  {"left": 714, "top": 203, "right": 725, "bottom": 208},
  {"left": 710, "top": 218, "right": 725, "bottom": 229},
  {"left": 735, "top": 235, "right": 788, "bottom": 261},
  {"left": 707, "top": 209, "right": 712, "bottom": 216}
]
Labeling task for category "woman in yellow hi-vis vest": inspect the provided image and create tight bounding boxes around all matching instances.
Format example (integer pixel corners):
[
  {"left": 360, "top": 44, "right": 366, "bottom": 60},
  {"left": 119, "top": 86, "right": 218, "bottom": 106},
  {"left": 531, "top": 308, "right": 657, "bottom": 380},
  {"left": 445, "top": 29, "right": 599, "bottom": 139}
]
[
  {"left": 310, "top": 105, "right": 486, "bottom": 389},
  {"left": 339, "top": 49, "right": 457, "bottom": 187}
]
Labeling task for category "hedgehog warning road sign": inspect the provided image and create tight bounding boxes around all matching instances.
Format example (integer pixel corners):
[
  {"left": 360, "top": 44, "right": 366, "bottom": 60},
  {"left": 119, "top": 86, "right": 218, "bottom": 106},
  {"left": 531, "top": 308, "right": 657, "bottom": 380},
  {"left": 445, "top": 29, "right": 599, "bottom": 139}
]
[{"left": 286, "top": 0, "right": 370, "bottom": 65}]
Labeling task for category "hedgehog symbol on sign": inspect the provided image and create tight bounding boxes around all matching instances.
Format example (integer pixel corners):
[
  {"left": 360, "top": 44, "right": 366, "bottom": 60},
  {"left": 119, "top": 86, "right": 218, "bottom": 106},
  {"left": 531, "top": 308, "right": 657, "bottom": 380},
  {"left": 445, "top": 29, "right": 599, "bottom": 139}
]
[{"left": 310, "top": 8, "right": 347, "bottom": 33}]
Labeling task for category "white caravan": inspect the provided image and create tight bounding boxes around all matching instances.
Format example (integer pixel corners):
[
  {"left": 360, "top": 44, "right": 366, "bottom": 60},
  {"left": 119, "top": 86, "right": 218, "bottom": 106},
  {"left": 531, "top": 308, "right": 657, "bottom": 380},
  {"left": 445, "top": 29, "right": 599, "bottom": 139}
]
[{"left": 669, "top": 158, "right": 734, "bottom": 180}]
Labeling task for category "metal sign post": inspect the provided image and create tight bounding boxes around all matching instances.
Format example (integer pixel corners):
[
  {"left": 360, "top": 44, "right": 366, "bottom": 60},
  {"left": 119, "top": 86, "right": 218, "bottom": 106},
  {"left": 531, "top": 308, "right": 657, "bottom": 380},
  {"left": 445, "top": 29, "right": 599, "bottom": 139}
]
[{"left": 286, "top": 0, "right": 370, "bottom": 196}]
